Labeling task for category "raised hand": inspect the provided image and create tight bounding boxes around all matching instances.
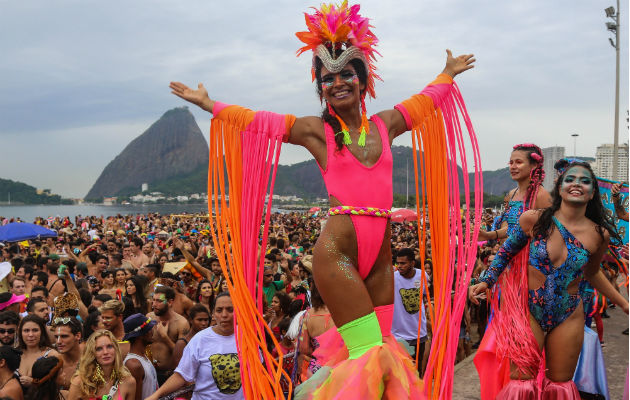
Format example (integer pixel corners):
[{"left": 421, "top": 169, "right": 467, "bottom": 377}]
[
  {"left": 442, "top": 49, "right": 475, "bottom": 78},
  {"left": 169, "top": 81, "right": 214, "bottom": 112}
]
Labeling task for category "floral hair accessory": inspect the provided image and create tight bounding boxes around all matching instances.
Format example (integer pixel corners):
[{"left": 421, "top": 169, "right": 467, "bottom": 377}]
[
  {"left": 295, "top": 1, "right": 381, "bottom": 99},
  {"left": 513, "top": 143, "right": 544, "bottom": 165}
]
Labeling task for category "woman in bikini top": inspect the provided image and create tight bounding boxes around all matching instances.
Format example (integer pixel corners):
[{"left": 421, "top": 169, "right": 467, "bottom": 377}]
[{"left": 470, "top": 161, "right": 629, "bottom": 397}]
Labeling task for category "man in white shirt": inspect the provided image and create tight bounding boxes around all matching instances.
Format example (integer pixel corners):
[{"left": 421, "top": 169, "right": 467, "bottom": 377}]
[{"left": 391, "top": 247, "right": 428, "bottom": 375}]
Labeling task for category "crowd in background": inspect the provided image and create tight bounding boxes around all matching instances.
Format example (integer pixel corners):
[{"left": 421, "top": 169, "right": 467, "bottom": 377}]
[{"left": 0, "top": 208, "right": 626, "bottom": 399}]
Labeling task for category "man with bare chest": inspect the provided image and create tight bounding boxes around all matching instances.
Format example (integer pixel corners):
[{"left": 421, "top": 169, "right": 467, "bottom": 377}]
[
  {"left": 129, "top": 237, "right": 150, "bottom": 269},
  {"left": 146, "top": 285, "right": 189, "bottom": 385},
  {"left": 158, "top": 273, "right": 194, "bottom": 317},
  {"left": 53, "top": 317, "right": 83, "bottom": 397}
]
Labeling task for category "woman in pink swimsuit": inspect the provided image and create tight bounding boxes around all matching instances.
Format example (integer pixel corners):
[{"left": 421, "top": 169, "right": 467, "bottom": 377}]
[{"left": 169, "top": 2, "right": 474, "bottom": 397}]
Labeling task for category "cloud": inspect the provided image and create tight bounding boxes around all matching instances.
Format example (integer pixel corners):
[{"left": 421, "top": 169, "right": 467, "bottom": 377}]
[{"left": 0, "top": 0, "right": 627, "bottom": 198}]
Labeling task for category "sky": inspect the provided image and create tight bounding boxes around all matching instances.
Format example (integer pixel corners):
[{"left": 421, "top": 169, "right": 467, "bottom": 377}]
[{"left": 0, "top": 0, "right": 628, "bottom": 198}]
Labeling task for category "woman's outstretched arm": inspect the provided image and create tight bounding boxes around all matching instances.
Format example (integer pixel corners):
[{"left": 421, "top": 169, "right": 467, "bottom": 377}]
[
  {"left": 169, "top": 82, "right": 214, "bottom": 113},
  {"left": 468, "top": 210, "right": 536, "bottom": 305}
]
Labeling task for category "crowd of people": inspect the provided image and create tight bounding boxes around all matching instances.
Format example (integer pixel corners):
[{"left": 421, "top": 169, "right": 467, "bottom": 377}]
[
  {"left": 0, "top": 190, "right": 626, "bottom": 399},
  {"left": 1, "top": 0, "right": 628, "bottom": 397}
]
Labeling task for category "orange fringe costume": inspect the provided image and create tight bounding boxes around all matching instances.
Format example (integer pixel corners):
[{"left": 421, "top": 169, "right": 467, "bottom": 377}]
[{"left": 205, "top": 2, "right": 481, "bottom": 399}]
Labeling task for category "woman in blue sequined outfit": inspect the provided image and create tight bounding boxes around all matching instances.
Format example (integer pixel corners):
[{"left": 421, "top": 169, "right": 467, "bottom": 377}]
[
  {"left": 470, "top": 162, "right": 629, "bottom": 399},
  {"left": 478, "top": 144, "right": 551, "bottom": 241}
]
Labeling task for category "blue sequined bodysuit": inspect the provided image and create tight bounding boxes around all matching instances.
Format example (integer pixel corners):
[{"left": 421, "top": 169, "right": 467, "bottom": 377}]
[
  {"left": 481, "top": 217, "right": 591, "bottom": 332},
  {"left": 503, "top": 200, "right": 524, "bottom": 236}
]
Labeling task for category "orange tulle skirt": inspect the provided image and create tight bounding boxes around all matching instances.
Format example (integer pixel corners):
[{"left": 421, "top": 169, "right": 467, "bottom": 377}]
[{"left": 294, "top": 335, "right": 425, "bottom": 399}]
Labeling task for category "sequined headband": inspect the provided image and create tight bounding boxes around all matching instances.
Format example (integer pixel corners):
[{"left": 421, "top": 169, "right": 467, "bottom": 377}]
[
  {"left": 295, "top": 1, "right": 381, "bottom": 99},
  {"left": 314, "top": 44, "right": 367, "bottom": 74}
]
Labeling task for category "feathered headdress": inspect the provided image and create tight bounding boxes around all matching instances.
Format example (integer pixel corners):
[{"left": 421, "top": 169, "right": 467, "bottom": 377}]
[{"left": 295, "top": 1, "right": 381, "bottom": 99}]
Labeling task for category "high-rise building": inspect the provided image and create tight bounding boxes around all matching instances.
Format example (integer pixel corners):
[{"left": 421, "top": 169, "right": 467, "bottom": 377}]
[
  {"left": 542, "top": 146, "right": 565, "bottom": 191},
  {"left": 595, "top": 143, "right": 629, "bottom": 181}
]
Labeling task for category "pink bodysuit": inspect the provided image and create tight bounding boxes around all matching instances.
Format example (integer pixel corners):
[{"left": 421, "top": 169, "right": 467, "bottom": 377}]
[{"left": 318, "top": 115, "right": 393, "bottom": 279}]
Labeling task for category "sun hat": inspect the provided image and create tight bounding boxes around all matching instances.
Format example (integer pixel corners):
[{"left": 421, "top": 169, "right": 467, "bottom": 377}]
[{"left": 123, "top": 314, "right": 158, "bottom": 341}]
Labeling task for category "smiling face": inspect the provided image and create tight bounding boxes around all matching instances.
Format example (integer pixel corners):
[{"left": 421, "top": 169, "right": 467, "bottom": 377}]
[
  {"left": 320, "top": 64, "right": 365, "bottom": 111},
  {"left": 560, "top": 166, "right": 595, "bottom": 204}
]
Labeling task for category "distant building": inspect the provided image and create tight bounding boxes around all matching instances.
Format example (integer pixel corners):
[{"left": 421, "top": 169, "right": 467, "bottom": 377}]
[
  {"left": 142, "top": 183, "right": 148, "bottom": 192},
  {"left": 542, "top": 146, "right": 565, "bottom": 191},
  {"left": 103, "top": 197, "right": 117, "bottom": 205},
  {"left": 596, "top": 143, "right": 629, "bottom": 181}
]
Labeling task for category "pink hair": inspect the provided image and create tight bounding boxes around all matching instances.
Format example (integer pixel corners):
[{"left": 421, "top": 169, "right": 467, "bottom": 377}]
[{"left": 512, "top": 143, "right": 545, "bottom": 210}]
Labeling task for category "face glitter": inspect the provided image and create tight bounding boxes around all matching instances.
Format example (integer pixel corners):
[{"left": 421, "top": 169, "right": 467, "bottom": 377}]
[
  {"left": 156, "top": 294, "right": 167, "bottom": 304},
  {"left": 562, "top": 166, "right": 594, "bottom": 197}
]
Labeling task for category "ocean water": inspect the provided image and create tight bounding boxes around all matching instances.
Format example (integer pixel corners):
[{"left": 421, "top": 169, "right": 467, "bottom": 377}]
[
  {"left": 0, "top": 204, "right": 211, "bottom": 222},
  {"left": 0, "top": 203, "right": 294, "bottom": 222}
]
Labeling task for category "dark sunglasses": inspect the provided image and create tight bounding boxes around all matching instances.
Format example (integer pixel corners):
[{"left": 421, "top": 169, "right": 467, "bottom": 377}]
[
  {"left": 180, "top": 271, "right": 191, "bottom": 276},
  {"left": 0, "top": 328, "right": 15, "bottom": 335}
]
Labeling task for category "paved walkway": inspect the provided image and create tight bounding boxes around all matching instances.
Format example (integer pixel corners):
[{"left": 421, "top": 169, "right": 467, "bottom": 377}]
[{"left": 453, "top": 291, "right": 629, "bottom": 399}]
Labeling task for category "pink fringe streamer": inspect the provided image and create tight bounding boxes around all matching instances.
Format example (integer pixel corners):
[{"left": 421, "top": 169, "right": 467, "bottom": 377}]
[{"left": 415, "top": 82, "right": 483, "bottom": 399}]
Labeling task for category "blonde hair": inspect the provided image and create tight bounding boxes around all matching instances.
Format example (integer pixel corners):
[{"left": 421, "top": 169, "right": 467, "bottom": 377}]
[
  {"left": 73, "top": 330, "right": 130, "bottom": 396},
  {"left": 98, "top": 300, "right": 125, "bottom": 316}
]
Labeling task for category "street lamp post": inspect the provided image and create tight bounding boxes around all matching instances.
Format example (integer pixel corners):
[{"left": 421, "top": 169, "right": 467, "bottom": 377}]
[
  {"left": 571, "top": 134, "right": 579, "bottom": 157},
  {"left": 605, "top": 3, "right": 620, "bottom": 181}
]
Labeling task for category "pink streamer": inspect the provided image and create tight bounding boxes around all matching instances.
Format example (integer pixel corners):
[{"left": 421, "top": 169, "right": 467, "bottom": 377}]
[{"left": 416, "top": 82, "right": 483, "bottom": 398}]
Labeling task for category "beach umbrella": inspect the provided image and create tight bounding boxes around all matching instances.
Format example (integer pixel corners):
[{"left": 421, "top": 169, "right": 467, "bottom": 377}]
[
  {"left": 0, "top": 222, "right": 58, "bottom": 242},
  {"left": 390, "top": 208, "right": 418, "bottom": 223},
  {"left": 308, "top": 207, "right": 321, "bottom": 213}
]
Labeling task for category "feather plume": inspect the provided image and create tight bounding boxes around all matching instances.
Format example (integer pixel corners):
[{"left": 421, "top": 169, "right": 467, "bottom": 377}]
[{"left": 295, "top": 1, "right": 381, "bottom": 98}]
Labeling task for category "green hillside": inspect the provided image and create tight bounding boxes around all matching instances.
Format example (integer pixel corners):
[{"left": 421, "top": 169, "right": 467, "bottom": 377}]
[{"left": 0, "top": 178, "right": 72, "bottom": 205}]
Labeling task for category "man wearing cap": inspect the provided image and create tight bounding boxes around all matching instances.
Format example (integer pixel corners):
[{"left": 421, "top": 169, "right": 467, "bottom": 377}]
[
  {"left": 53, "top": 317, "right": 82, "bottom": 396},
  {"left": 123, "top": 313, "right": 159, "bottom": 400}
]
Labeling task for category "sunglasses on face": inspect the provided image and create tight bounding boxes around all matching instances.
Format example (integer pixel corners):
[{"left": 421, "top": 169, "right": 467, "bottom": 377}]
[
  {"left": 0, "top": 328, "right": 15, "bottom": 335},
  {"left": 180, "top": 272, "right": 191, "bottom": 276}
]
